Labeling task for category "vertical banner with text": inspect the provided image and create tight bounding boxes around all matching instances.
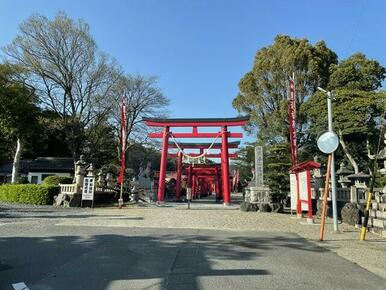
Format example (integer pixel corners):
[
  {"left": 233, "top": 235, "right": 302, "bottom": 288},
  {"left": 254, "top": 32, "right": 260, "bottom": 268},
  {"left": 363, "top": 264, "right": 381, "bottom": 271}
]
[
  {"left": 288, "top": 77, "right": 297, "bottom": 166},
  {"left": 118, "top": 97, "right": 127, "bottom": 185}
]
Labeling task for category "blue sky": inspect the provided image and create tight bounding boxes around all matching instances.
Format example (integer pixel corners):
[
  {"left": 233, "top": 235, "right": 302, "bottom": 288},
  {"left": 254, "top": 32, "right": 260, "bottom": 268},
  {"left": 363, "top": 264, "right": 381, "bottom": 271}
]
[{"left": 0, "top": 0, "right": 385, "bottom": 143}]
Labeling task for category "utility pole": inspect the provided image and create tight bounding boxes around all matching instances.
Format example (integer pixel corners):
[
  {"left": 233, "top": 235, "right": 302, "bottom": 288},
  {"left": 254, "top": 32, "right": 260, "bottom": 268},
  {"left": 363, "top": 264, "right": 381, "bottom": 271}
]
[{"left": 317, "top": 87, "right": 339, "bottom": 232}]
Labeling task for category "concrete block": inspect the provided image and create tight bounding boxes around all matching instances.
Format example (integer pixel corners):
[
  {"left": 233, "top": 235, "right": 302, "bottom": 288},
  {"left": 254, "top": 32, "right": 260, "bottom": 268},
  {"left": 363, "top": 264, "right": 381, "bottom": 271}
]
[
  {"left": 369, "top": 209, "right": 376, "bottom": 218},
  {"left": 372, "top": 218, "right": 386, "bottom": 229},
  {"left": 372, "top": 202, "right": 379, "bottom": 210},
  {"left": 376, "top": 210, "right": 386, "bottom": 219},
  {"left": 382, "top": 230, "right": 386, "bottom": 238},
  {"left": 378, "top": 203, "right": 386, "bottom": 211}
]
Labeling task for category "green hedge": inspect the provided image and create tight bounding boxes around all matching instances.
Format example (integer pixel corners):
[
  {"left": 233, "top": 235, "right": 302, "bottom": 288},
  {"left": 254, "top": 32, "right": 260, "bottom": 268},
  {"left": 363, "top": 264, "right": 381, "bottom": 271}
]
[
  {"left": 0, "top": 184, "right": 59, "bottom": 205},
  {"left": 42, "top": 175, "right": 73, "bottom": 186}
]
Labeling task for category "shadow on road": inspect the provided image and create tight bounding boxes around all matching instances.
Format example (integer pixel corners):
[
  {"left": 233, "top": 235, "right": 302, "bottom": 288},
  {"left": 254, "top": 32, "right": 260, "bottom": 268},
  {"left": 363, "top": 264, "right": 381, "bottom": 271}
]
[{"left": 0, "top": 230, "right": 326, "bottom": 290}]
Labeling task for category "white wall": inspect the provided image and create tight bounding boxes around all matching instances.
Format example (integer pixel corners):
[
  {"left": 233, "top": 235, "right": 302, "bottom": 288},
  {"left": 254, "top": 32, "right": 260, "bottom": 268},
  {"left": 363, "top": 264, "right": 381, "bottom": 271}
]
[{"left": 28, "top": 172, "right": 71, "bottom": 184}]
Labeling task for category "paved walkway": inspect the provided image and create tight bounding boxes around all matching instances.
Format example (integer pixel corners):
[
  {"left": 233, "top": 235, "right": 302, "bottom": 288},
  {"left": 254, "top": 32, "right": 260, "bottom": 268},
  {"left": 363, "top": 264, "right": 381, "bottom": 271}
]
[
  {"left": 0, "top": 198, "right": 385, "bottom": 289},
  {"left": 59, "top": 196, "right": 386, "bottom": 279}
]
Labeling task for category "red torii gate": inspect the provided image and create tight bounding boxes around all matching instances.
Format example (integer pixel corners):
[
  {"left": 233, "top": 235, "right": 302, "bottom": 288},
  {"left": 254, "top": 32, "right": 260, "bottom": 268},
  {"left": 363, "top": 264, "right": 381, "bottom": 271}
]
[
  {"left": 143, "top": 116, "right": 249, "bottom": 206},
  {"left": 169, "top": 143, "right": 239, "bottom": 201}
]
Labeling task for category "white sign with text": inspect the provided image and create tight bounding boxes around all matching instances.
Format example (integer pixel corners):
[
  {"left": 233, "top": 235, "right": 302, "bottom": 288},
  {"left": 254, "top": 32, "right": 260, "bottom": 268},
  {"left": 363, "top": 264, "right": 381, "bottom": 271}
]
[
  {"left": 82, "top": 177, "right": 95, "bottom": 201},
  {"left": 298, "top": 171, "right": 309, "bottom": 211},
  {"left": 290, "top": 173, "right": 297, "bottom": 211}
]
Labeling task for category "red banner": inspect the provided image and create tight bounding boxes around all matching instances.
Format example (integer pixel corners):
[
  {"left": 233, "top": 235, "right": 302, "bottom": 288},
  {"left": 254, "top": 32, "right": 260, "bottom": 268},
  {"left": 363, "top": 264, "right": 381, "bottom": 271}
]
[
  {"left": 289, "top": 78, "right": 297, "bottom": 166},
  {"left": 117, "top": 97, "right": 127, "bottom": 184}
]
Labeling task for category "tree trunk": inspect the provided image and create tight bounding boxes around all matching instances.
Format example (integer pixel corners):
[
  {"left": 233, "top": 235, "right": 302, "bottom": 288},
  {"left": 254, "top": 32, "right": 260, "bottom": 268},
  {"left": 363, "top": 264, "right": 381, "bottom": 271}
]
[
  {"left": 338, "top": 131, "right": 359, "bottom": 174},
  {"left": 11, "top": 138, "right": 23, "bottom": 184}
]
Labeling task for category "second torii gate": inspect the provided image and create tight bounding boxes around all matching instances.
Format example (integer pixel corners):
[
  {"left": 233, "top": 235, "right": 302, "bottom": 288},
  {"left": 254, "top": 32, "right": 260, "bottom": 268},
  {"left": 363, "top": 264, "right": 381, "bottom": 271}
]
[
  {"left": 143, "top": 116, "right": 249, "bottom": 206},
  {"left": 168, "top": 141, "right": 240, "bottom": 200}
]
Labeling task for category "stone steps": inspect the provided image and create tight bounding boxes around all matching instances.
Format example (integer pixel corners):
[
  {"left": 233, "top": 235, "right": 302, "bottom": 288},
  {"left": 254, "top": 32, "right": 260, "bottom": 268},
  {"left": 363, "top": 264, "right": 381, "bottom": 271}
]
[
  {"left": 361, "top": 216, "right": 386, "bottom": 228},
  {"left": 355, "top": 201, "right": 386, "bottom": 237},
  {"left": 367, "top": 206, "right": 386, "bottom": 240},
  {"left": 369, "top": 209, "right": 386, "bottom": 219},
  {"left": 369, "top": 227, "right": 386, "bottom": 238},
  {"left": 371, "top": 202, "right": 386, "bottom": 211},
  {"left": 370, "top": 217, "right": 386, "bottom": 228}
]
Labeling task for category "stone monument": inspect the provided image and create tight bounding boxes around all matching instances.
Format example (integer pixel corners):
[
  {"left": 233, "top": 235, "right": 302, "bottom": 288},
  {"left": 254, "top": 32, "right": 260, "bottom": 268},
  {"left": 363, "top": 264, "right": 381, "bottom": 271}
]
[{"left": 242, "top": 146, "right": 273, "bottom": 212}]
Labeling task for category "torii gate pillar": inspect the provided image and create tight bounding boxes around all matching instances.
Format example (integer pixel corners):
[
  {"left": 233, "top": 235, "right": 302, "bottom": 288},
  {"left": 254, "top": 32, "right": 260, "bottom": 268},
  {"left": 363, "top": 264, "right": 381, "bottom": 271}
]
[
  {"left": 175, "top": 151, "right": 183, "bottom": 200},
  {"left": 221, "top": 126, "right": 231, "bottom": 206},
  {"left": 157, "top": 126, "right": 169, "bottom": 203}
]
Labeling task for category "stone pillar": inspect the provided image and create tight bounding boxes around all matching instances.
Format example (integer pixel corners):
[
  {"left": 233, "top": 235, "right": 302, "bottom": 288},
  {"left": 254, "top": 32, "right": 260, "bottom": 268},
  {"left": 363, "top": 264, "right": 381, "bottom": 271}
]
[{"left": 350, "top": 186, "right": 358, "bottom": 203}]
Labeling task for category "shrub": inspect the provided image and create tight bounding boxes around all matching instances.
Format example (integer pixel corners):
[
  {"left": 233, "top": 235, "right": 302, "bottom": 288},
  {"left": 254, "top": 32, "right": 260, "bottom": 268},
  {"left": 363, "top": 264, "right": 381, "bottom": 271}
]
[
  {"left": 0, "top": 184, "right": 59, "bottom": 205},
  {"left": 15, "top": 177, "right": 30, "bottom": 184},
  {"left": 42, "top": 175, "right": 73, "bottom": 186}
]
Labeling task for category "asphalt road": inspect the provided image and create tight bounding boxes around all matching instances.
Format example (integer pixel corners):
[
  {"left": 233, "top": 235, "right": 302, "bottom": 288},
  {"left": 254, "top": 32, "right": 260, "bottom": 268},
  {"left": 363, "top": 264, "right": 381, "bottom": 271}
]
[{"left": 0, "top": 205, "right": 385, "bottom": 290}]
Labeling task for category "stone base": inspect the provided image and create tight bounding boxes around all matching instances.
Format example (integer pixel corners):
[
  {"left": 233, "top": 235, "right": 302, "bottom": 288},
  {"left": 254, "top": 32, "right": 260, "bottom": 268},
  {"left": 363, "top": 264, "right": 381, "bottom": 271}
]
[
  {"left": 53, "top": 193, "right": 81, "bottom": 207},
  {"left": 248, "top": 186, "right": 271, "bottom": 203},
  {"left": 69, "top": 194, "right": 82, "bottom": 207},
  {"left": 372, "top": 218, "right": 386, "bottom": 229}
]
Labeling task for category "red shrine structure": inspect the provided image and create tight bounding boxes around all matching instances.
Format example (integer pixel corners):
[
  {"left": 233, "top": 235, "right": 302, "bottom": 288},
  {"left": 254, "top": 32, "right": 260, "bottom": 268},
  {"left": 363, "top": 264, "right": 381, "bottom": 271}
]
[{"left": 143, "top": 116, "right": 249, "bottom": 206}]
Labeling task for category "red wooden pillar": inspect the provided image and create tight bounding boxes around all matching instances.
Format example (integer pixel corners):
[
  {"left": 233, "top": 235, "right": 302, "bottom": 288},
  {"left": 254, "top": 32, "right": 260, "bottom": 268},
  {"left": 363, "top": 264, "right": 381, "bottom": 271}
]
[
  {"left": 192, "top": 174, "right": 197, "bottom": 199},
  {"left": 221, "top": 126, "right": 230, "bottom": 206},
  {"left": 157, "top": 126, "right": 169, "bottom": 203},
  {"left": 218, "top": 173, "right": 223, "bottom": 199},
  {"left": 215, "top": 168, "right": 222, "bottom": 200},
  {"left": 175, "top": 151, "right": 183, "bottom": 200},
  {"left": 188, "top": 165, "right": 193, "bottom": 187},
  {"left": 214, "top": 175, "right": 219, "bottom": 199}
]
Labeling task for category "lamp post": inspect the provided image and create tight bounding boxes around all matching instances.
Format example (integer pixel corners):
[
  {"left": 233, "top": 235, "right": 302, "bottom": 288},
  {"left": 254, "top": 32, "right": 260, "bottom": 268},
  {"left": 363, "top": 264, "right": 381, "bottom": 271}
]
[{"left": 317, "top": 87, "right": 339, "bottom": 232}]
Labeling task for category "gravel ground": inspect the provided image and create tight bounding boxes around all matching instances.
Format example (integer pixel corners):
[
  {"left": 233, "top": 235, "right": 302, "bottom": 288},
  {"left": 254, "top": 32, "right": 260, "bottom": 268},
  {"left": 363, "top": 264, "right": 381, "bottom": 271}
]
[{"left": 1, "top": 197, "right": 385, "bottom": 279}]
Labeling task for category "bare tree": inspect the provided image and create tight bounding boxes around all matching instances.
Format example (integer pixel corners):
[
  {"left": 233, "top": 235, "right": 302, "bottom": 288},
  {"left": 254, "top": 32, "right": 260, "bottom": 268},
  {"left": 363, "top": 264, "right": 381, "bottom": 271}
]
[
  {"left": 3, "top": 12, "right": 121, "bottom": 161},
  {"left": 108, "top": 74, "right": 169, "bottom": 158}
]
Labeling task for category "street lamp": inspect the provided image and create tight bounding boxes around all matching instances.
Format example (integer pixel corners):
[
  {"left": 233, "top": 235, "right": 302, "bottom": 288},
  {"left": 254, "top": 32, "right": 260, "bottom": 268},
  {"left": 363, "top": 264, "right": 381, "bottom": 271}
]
[{"left": 317, "top": 87, "right": 339, "bottom": 232}]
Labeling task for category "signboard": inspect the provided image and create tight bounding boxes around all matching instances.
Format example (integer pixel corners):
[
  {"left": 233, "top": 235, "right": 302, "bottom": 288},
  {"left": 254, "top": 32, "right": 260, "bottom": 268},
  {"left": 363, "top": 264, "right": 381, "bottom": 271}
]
[
  {"left": 82, "top": 177, "right": 95, "bottom": 201},
  {"left": 298, "top": 171, "right": 309, "bottom": 211},
  {"left": 290, "top": 173, "right": 297, "bottom": 211}
]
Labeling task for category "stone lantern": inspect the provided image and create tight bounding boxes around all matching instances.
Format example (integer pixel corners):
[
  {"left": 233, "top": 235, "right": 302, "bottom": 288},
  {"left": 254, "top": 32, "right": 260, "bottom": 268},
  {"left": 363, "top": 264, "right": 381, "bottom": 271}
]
[
  {"left": 105, "top": 172, "right": 115, "bottom": 187},
  {"left": 86, "top": 163, "right": 95, "bottom": 177},
  {"left": 336, "top": 162, "right": 354, "bottom": 188},
  {"left": 97, "top": 168, "right": 105, "bottom": 187},
  {"left": 347, "top": 172, "right": 371, "bottom": 188},
  {"left": 311, "top": 156, "right": 324, "bottom": 196},
  {"left": 74, "top": 155, "right": 87, "bottom": 193}
]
